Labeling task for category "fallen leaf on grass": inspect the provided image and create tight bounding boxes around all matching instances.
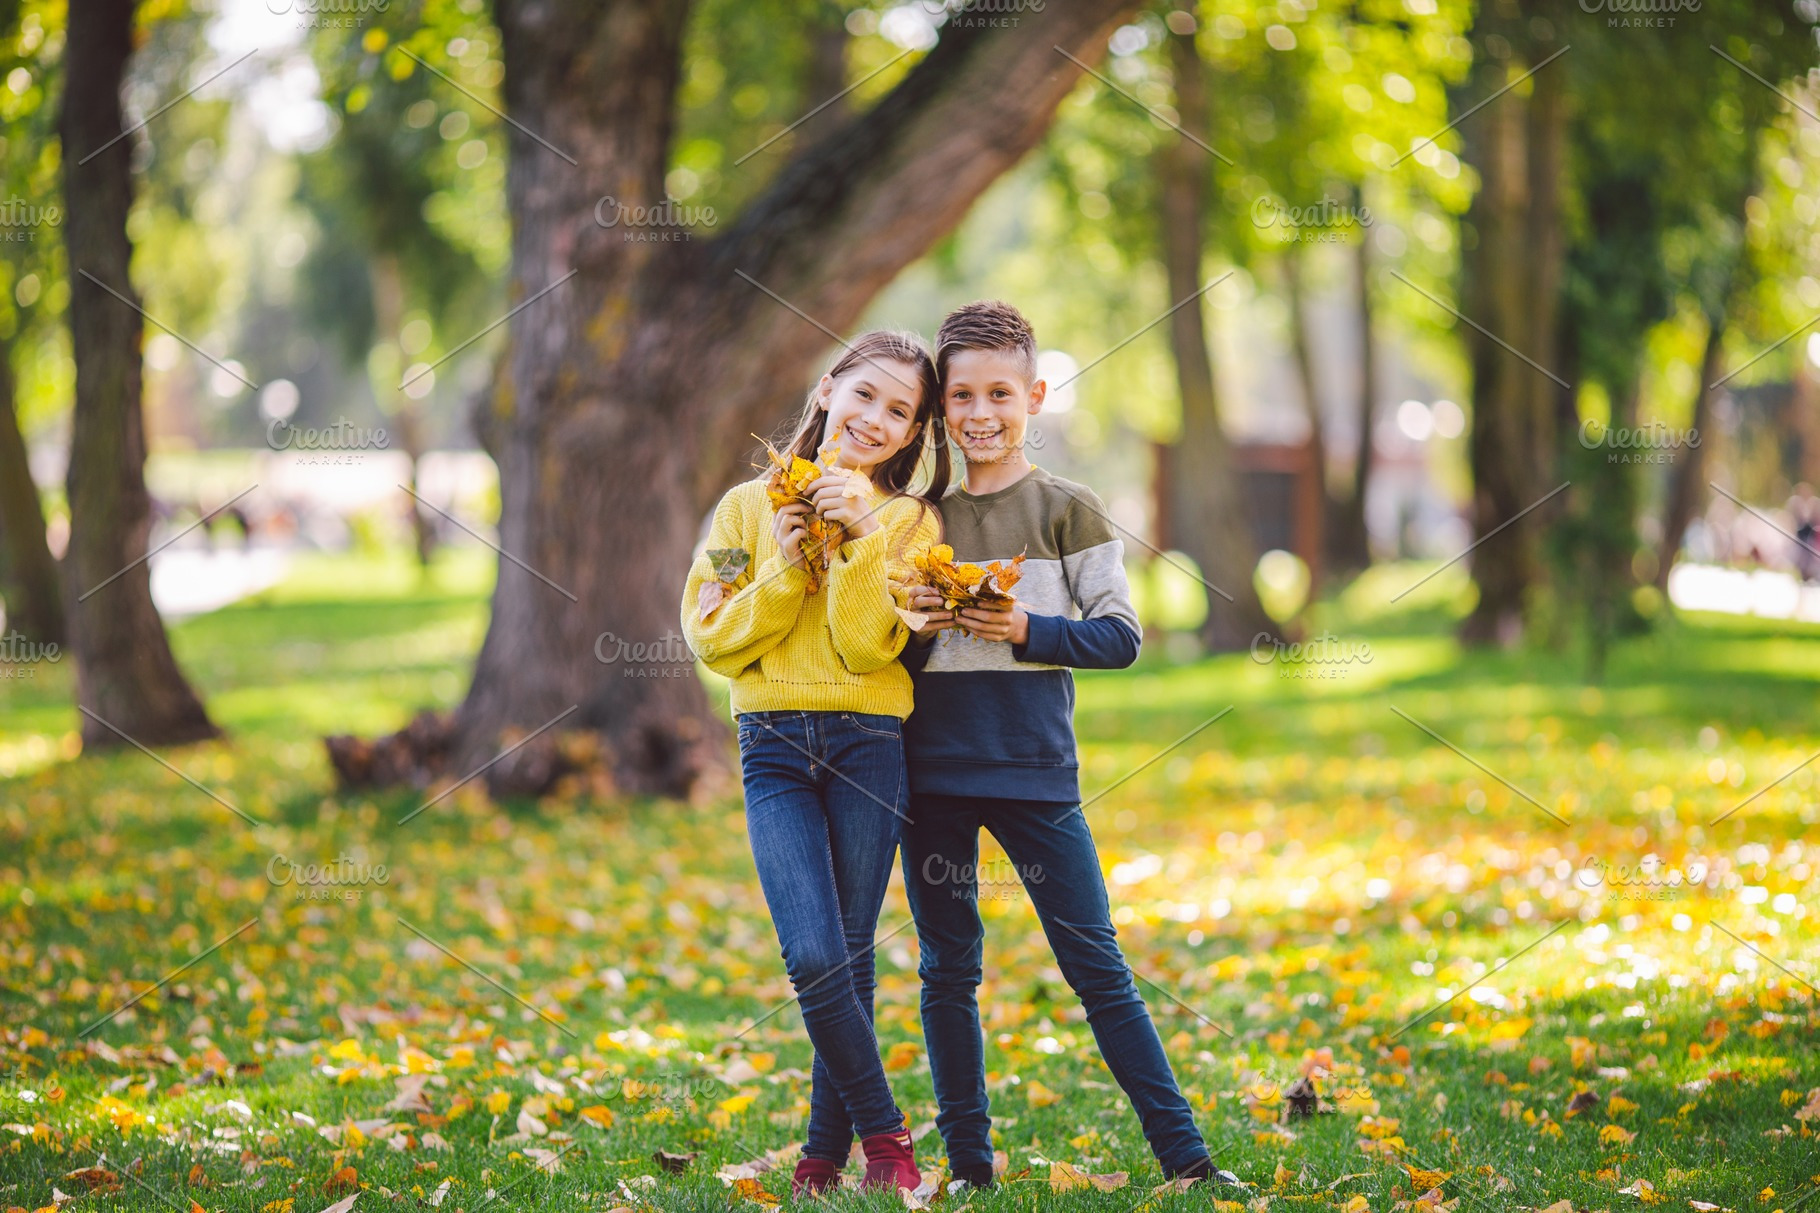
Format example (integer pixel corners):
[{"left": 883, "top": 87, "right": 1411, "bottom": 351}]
[
  {"left": 1048, "top": 1162, "right": 1127, "bottom": 1192},
  {"left": 1617, "top": 1177, "right": 1664, "bottom": 1204},
  {"left": 730, "top": 1178, "right": 779, "bottom": 1206},
  {"left": 716, "top": 1159, "right": 773, "bottom": 1182},
  {"left": 1566, "top": 1090, "right": 1602, "bottom": 1117},
  {"left": 524, "top": 1148, "right": 564, "bottom": 1175},
  {"left": 1404, "top": 1166, "right": 1451, "bottom": 1191},
  {"left": 654, "top": 1150, "right": 697, "bottom": 1174},
  {"left": 320, "top": 1196, "right": 358, "bottom": 1213},
  {"left": 62, "top": 1168, "right": 120, "bottom": 1194},
  {"left": 323, "top": 1167, "right": 358, "bottom": 1195}
]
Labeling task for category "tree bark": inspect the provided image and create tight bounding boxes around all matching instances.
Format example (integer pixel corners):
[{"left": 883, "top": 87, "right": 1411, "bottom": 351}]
[
  {"left": 1326, "top": 186, "right": 1375, "bottom": 574},
  {"left": 1156, "top": 22, "right": 1275, "bottom": 650},
  {"left": 0, "top": 342, "right": 66, "bottom": 645},
  {"left": 1458, "top": 13, "right": 1569, "bottom": 646},
  {"left": 1281, "top": 246, "right": 1328, "bottom": 587},
  {"left": 449, "top": 0, "right": 1136, "bottom": 797},
  {"left": 797, "top": 1, "right": 850, "bottom": 148},
  {"left": 59, "top": 0, "right": 217, "bottom": 746},
  {"left": 370, "top": 253, "right": 436, "bottom": 568},
  {"left": 1655, "top": 311, "right": 1726, "bottom": 591}
]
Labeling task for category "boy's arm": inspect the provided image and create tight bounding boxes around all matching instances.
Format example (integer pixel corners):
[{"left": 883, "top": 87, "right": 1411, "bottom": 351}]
[
  {"left": 1013, "top": 487, "right": 1141, "bottom": 670},
  {"left": 680, "top": 486, "right": 811, "bottom": 678},
  {"left": 825, "top": 499, "right": 938, "bottom": 674}
]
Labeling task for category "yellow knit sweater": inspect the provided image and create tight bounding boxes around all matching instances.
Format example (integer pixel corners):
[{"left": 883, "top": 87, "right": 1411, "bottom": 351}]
[{"left": 681, "top": 478, "right": 940, "bottom": 719}]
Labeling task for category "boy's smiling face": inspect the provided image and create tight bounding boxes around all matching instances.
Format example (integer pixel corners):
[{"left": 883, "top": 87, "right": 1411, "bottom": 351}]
[{"left": 942, "top": 347, "right": 1046, "bottom": 466}]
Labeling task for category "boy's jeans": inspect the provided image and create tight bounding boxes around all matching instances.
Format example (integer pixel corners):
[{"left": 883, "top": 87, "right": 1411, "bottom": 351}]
[
  {"left": 738, "top": 711, "right": 906, "bottom": 1152},
  {"left": 901, "top": 793, "right": 1211, "bottom": 1176}
]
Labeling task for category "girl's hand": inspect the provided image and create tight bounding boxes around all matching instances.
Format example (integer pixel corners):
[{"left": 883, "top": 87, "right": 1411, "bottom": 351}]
[
  {"left": 773, "top": 502, "right": 812, "bottom": 569},
  {"left": 957, "top": 601, "right": 1028, "bottom": 645},
  {"left": 903, "top": 584, "right": 958, "bottom": 637},
  {"left": 808, "top": 474, "right": 878, "bottom": 538}
]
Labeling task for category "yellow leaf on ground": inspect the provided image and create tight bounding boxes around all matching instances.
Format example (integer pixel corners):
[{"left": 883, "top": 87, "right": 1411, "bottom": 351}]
[
  {"left": 1024, "top": 1081, "right": 1060, "bottom": 1107},
  {"left": 1405, "top": 1166, "right": 1451, "bottom": 1190}
]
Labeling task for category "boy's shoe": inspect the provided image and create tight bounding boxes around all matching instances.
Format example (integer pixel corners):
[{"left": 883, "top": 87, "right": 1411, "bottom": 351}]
[
  {"left": 790, "top": 1157, "right": 842, "bottom": 1196},
  {"left": 1174, "top": 1156, "right": 1245, "bottom": 1189},
  {"left": 858, "top": 1117, "right": 920, "bottom": 1191},
  {"left": 949, "top": 1163, "right": 996, "bottom": 1190}
]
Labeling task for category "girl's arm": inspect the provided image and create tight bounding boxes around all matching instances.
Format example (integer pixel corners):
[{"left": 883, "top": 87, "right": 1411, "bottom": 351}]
[
  {"left": 824, "top": 497, "right": 939, "bottom": 675},
  {"left": 680, "top": 485, "right": 810, "bottom": 678}
]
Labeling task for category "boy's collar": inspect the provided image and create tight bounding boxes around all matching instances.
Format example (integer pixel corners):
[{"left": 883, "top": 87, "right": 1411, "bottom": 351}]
[{"left": 957, "top": 464, "right": 1040, "bottom": 502}]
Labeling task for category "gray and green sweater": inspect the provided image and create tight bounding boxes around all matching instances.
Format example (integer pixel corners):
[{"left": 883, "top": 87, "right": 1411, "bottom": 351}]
[{"left": 901, "top": 466, "right": 1141, "bottom": 802}]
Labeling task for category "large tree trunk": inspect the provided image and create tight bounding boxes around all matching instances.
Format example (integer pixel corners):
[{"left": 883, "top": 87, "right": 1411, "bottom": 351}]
[
  {"left": 1326, "top": 186, "right": 1375, "bottom": 574},
  {"left": 59, "top": 0, "right": 217, "bottom": 746},
  {"left": 1156, "top": 21, "right": 1275, "bottom": 651},
  {"left": 448, "top": 0, "right": 1135, "bottom": 798},
  {"left": 1458, "top": 11, "right": 1569, "bottom": 646},
  {"left": 0, "top": 343, "right": 66, "bottom": 645}
]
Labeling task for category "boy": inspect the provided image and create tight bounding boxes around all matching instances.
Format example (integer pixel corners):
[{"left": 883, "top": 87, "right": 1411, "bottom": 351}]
[{"left": 899, "top": 301, "right": 1240, "bottom": 1191}]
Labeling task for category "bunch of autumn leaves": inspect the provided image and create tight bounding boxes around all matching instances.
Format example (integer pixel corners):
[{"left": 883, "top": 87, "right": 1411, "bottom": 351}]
[
  {"left": 698, "top": 439, "right": 1025, "bottom": 633},
  {"left": 696, "top": 440, "right": 872, "bottom": 620}
]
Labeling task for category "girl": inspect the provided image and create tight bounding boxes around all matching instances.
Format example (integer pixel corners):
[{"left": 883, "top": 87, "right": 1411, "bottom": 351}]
[{"left": 681, "top": 331, "right": 949, "bottom": 1195}]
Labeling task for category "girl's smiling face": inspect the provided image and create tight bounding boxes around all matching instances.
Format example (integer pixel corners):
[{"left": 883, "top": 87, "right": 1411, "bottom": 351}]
[{"left": 817, "top": 357, "right": 925, "bottom": 474}]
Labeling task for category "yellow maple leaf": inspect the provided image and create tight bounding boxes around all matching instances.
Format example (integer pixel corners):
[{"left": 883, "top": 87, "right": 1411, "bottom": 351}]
[
  {"left": 1599, "top": 1124, "right": 1637, "bottom": 1145},
  {"left": 483, "top": 1090, "right": 512, "bottom": 1115},
  {"left": 1025, "top": 1080, "right": 1061, "bottom": 1107}
]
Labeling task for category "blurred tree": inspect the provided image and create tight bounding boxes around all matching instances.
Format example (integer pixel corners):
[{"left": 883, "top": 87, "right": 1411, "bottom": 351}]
[
  {"left": 1154, "top": 15, "right": 1274, "bottom": 648},
  {"left": 1455, "top": 0, "right": 1570, "bottom": 646},
  {"left": 0, "top": 0, "right": 65, "bottom": 645},
  {"left": 59, "top": 0, "right": 215, "bottom": 744},
  {"left": 1654, "top": 16, "right": 1819, "bottom": 590},
  {"left": 301, "top": 18, "right": 501, "bottom": 567},
  {"left": 425, "top": 0, "right": 1138, "bottom": 796}
]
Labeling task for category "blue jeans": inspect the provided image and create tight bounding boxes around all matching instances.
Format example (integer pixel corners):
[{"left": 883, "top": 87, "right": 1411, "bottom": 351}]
[
  {"left": 901, "top": 794, "right": 1211, "bottom": 1176},
  {"left": 738, "top": 710, "right": 907, "bottom": 1155}
]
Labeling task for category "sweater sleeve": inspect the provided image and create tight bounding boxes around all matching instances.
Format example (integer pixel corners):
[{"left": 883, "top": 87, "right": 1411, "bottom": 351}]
[
  {"left": 825, "top": 497, "right": 940, "bottom": 675},
  {"left": 681, "top": 485, "right": 810, "bottom": 678},
  {"left": 1011, "top": 483, "right": 1142, "bottom": 670}
]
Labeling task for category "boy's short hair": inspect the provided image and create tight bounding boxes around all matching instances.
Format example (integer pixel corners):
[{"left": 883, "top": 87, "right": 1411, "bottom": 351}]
[{"left": 936, "top": 300, "right": 1038, "bottom": 385}]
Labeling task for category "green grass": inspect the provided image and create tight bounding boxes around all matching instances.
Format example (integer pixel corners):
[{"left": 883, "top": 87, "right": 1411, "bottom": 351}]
[{"left": 1, "top": 550, "right": 1816, "bottom": 1212}]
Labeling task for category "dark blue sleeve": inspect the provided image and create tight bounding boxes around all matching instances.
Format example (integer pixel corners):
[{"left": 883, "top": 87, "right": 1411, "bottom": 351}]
[
  {"left": 898, "top": 635, "right": 935, "bottom": 673},
  {"left": 1012, "top": 612, "right": 1140, "bottom": 670}
]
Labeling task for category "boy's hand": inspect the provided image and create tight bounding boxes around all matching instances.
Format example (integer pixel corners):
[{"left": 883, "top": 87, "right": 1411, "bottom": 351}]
[
  {"left": 903, "top": 585, "right": 957, "bottom": 640},
  {"left": 772, "top": 502, "right": 812, "bottom": 569},
  {"left": 957, "top": 601, "right": 1028, "bottom": 645},
  {"left": 807, "top": 474, "right": 878, "bottom": 538}
]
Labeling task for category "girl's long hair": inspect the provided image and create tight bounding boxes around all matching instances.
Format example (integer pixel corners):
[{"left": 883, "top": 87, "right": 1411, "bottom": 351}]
[{"left": 778, "top": 330, "right": 951, "bottom": 507}]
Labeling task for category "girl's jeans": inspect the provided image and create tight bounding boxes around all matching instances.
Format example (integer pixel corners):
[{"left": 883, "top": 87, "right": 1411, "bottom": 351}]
[{"left": 738, "top": 710, "right": 907, "bottom": 1156}]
